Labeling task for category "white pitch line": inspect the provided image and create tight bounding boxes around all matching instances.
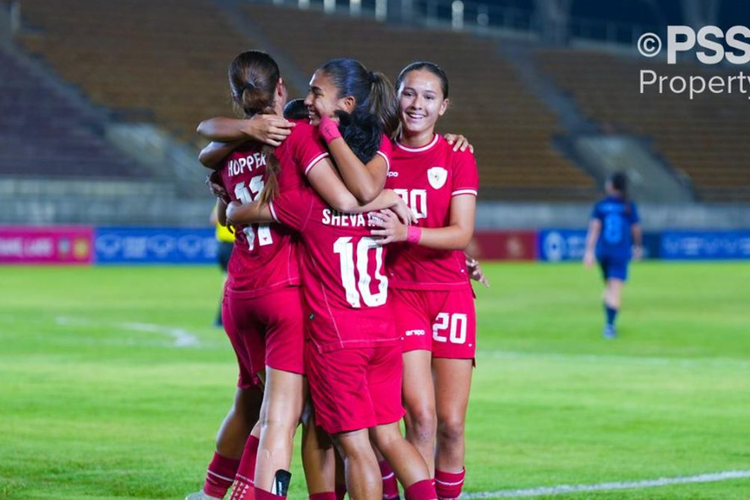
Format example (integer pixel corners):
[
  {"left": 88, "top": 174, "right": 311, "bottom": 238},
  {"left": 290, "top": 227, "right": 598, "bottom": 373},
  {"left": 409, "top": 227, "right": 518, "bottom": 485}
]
[
  {"left": 462, "top": 470, "right": 750, "bottom": 499},
  {"left": 55, "top": 316, "right": 201, "bottom": 348},
  {"left": 120, "top": 321, "right": 201, "bottom": 348}
]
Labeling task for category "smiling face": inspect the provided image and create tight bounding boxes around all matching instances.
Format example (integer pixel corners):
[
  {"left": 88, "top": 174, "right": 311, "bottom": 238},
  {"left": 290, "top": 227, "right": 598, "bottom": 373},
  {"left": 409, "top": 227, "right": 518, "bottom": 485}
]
[
  {"left": 304, "top": 70, "right": 355, "bottom": 125},
  {"left": 397, "top": 69, "right": 449, "bottom": 139}
]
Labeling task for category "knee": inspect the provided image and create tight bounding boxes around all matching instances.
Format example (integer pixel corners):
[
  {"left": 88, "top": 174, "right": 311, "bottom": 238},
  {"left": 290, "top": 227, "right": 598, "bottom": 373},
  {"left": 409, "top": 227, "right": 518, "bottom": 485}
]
[
  {"left": 437, "top": 415, "right": 464, "bottom": 445},
  {"left": 406, "top": 407, "right": 437, "bottom": 442},
  {"left": 334, "top": 435, "right": 370, "bottom": 462},
  {"left": 371, "top": 423, "right": 401, "bottom": 452},
  {"left": 260, "top": 409, "right": 298, "bottom": 437}
]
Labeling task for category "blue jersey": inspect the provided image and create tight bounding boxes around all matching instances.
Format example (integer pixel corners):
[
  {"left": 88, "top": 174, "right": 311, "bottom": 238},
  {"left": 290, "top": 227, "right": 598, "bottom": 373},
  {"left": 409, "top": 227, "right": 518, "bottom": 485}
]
[{"left": 591, "top": 196, "right": 640, "bottom": 259}]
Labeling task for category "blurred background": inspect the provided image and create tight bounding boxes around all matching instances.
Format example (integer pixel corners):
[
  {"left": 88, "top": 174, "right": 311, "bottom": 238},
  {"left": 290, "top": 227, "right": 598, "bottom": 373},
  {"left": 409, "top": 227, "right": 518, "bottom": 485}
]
[{"left": 1, "top": 0, "right": 749, "bottom": 263}]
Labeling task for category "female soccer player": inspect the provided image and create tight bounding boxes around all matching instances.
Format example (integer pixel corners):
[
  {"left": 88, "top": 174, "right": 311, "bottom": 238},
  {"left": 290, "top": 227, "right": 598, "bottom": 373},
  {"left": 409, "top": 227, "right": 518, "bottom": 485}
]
[
  {"left": 365, "top": 62, "right": 478, "bottom": 500},
  {"left": 583, "top": 172, "right": 643, "bottom": 339},
  {"left": 189, "top": 50, "right": 339, "bottom": 500},
  {"left": 295, "top": 57, "right": 472, "bottom": 500}
]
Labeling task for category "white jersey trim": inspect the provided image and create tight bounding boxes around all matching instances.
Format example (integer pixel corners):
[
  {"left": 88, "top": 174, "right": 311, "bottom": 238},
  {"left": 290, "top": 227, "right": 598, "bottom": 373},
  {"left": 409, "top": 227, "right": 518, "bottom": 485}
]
[
  {"left": 304, "top": 152, "right": 330, "bottom": 176},
  {"left": 452, "top": 189, "right": 478, "bottom": 197},
  {"left": 268, "top": 201, "right": 280, "bottom": 222},
  {"left": 395, "top": 134, "right": 439, "bottom": 153},
  {"left": 376, "top": 150, "right": 391, "bottom": 172}
]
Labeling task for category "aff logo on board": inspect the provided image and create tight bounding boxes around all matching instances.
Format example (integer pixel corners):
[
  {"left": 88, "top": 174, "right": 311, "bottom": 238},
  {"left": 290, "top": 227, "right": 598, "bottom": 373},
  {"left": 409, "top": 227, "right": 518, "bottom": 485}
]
[{"left": 427, "top": 167, "right": 447, "bottom": 189}]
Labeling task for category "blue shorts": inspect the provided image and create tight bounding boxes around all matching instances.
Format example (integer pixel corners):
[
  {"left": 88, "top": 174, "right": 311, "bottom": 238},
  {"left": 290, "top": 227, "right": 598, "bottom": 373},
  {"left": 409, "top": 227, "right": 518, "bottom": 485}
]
[{"left": 597, "top": 255, "right": 629, "bottom": 282}]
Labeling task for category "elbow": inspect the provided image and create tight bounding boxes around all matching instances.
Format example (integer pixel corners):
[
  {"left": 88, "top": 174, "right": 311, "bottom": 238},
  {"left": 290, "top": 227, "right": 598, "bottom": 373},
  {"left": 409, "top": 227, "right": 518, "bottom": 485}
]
[
  {"left": 198, "top": 150, "right": 212, "bottom": 168},
  {"left": 330, "top": 193, "right": 358, "bottom": 213},
  {"left": 196, "top": 120, "right": 211, "bottom": 138},
  {"left": 357, "top": 188, "right": 379, "bottom": 205},
  {"left": 198, "top": 150, "right": 220, "bottom": 170},
  {"left": 455, "top": 228, "right": 474, "bottom": 251},
  {"left": 455, "top": 237, "right": 472, "bottom": 251}
]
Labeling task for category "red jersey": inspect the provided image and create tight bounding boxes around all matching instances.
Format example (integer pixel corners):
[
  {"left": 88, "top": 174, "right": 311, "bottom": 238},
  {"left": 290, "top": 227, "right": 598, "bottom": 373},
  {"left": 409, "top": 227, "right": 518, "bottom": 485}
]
[
  {"left": 385, "top": 134, "right": 478, "bottom": 290},
  {"left": 270, "top": 188, "right": 398, "bottom": 352},
  {"left": 220, "top": 122, "right": 329, "bottom": 298}
]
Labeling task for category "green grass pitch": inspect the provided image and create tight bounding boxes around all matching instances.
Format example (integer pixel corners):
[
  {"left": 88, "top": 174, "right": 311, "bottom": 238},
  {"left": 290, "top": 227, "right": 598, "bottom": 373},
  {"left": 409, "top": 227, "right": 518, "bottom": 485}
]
[{"left": 1, "top": 262, "right": 749, "bottom": 500}]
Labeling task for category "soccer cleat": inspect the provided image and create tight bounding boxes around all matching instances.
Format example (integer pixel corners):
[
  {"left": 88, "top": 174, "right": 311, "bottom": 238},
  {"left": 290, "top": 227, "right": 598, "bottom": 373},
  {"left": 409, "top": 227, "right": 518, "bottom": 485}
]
[
  {"left": 185, "top": 492, "right": 222, "bottom": 500},
  {"left": 603, "top": 325, "right": 617, "bottom": 339}
]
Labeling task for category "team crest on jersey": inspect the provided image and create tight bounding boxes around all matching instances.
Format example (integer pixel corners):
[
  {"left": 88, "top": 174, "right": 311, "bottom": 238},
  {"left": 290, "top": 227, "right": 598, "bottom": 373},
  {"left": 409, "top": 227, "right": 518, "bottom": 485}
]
[{"left": 427, "top": 167, "right": 448, "bottom": 189}]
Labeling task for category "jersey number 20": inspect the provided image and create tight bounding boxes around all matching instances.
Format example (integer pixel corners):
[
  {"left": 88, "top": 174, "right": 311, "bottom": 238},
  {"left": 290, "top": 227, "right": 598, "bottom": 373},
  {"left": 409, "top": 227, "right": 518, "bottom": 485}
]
[
  {"left": 234, "top": 176, "right": 273, "bottom": 250},
  {"left": 433, "top": 313, "right": 467, "bottom": 344},
  {"left": 334, "top": 236, "right": 388, "bottom": 308}
]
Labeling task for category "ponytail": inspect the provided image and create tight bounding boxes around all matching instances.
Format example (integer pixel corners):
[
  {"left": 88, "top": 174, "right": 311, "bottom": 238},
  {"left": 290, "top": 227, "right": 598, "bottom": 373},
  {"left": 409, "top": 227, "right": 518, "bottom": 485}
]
[
  {"left": 254, "top": 107, "right": 281, "bottom": 205},
  {"left": 258, "top": 143, "right": 280, "bottom": 205},
  {"left": 318, "top": 58, "right": 393, "bottom": 154},
  {"left": 238, "top": 85, "right": 270, "bottom": 117},
  {"left": 368, "top": 71, "right": 399, "bottom": 139},
  {"left": 228, "top": 51, "right": 283, "bottom": 204}
]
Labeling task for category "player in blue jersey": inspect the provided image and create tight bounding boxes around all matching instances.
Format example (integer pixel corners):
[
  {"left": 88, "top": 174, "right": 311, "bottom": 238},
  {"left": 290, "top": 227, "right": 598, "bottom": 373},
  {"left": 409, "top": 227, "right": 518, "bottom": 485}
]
[{"left": 583, "top": 172, "right": 643, "bottom": 339}]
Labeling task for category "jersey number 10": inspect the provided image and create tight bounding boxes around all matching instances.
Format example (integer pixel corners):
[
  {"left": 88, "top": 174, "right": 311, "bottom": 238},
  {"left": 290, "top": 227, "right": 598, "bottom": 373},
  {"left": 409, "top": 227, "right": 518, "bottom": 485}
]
[
  {"left": 334, "top": 236, "right": 388, "bottom": 308},
  {"left": 234, "top": 176, "right": 273, "bottom": 251}
]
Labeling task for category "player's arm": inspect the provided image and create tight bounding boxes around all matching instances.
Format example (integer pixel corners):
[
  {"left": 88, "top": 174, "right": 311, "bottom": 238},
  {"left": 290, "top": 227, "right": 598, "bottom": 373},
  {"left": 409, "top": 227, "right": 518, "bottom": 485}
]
[
  {"left": 583, "top": 219, "right": 601, "bottom": 267},
  {"left": 631, "top": 223, "right": 644, "bottom": 260},
  {"left": 348, "top": 190, "right": 415, "bottom": 225},
  {"left": 371, "top": 194, "right": 475, "bottom": 249},
  {"left": 305, "top": 156, "right": 414, "bottom": 222},
  {"left": 216, "top": 199, "right": 228, "bottom": 227},
  {"left": 225, "top": 200, "right": 274, "bottom": 226},
  {"left": 319, "top": 116, "right": 387, "bottom": 204},
  {"left": 197, "top": 115, "right": 295, "bottom": 146},
  {"left": 199, "top": 140, "right": 245, "bottom": 170}
]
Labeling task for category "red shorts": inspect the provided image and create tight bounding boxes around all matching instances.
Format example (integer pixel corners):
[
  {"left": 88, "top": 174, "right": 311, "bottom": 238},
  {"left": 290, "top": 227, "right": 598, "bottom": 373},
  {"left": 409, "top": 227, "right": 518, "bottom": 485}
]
[
  {"left": 305, "top": 341, "right": 405, "bottom": 434},
  {"left": 223, "top": 286, "right": 306, "bottom": 389},
  {"left": 391, "top": 288, "right": 477, "bottom": 359}
]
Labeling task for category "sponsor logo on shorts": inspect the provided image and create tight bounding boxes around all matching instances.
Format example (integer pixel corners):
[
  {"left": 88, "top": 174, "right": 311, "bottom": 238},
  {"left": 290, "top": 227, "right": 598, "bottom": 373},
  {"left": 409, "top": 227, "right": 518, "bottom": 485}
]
[
  {"left": 405, "top": 329, "right": 426, "bottom": 336},
  {"left": 387, "top": 171, "right": 399, "bottom": 177}
]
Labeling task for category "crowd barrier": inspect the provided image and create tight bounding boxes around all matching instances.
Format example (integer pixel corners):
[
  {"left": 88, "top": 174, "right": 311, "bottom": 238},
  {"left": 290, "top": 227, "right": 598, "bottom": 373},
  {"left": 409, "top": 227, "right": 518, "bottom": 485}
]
[{"left": 1, "top": 226, "right": 749, "bottom": 264}]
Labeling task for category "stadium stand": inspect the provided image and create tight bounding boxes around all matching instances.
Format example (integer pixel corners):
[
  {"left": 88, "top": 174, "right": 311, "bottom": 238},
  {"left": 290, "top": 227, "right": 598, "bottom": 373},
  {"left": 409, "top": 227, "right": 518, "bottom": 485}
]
[
  {"left": 0, "top": 44, "right": 150, "bottom": 180},
  {"left": 13, "top": 0, "right": 598, "bottom": 200},
  {"left": 16, "top": 0, "right": 258, "bottom": 146},
  {"left": 536, "top": 48, "right": 750, "bottom": 202},
  {"left": 242, "top": 3, "right": 597, "bottom": 200}
]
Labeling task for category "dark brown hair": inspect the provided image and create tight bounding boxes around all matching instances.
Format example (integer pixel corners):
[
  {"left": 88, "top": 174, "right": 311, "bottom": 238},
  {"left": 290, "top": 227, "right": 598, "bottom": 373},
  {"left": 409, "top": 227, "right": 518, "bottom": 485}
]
[
  {"left": 228, "top": 51, "right": 282, "bottom": 204},
  {"left": 396, "top": 61, "right": 450, "bottom": 99},
  {"left": 319, "top": 58, "right": 398, "bottom": 140}
]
